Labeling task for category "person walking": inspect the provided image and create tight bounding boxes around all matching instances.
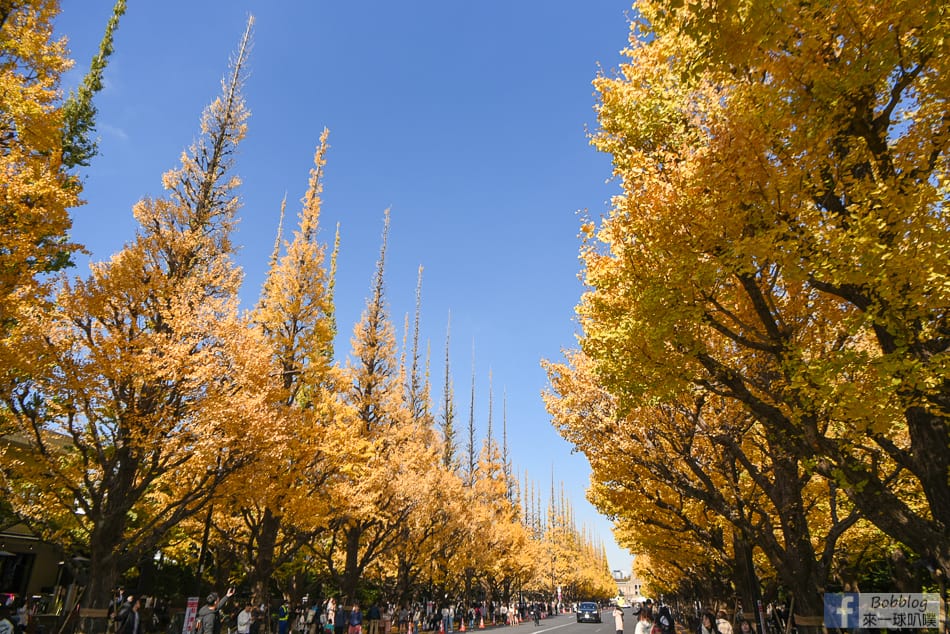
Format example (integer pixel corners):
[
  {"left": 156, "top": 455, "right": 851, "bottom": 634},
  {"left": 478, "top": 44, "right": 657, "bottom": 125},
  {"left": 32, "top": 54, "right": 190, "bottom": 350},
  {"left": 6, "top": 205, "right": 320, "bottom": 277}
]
[
  {"left": 635, "top": 605, "right": 652, "bottom": 634},
  {"left": 613, "top": 606, "right": 625, "bottom": 634},
  {"left": 348, "top": 605, "right": 363, "bottom": 634},
  {"left": 334, "top": 604, "right": 347, "bottom": 634},
  {"left": 0, "top": 606, "right": 13, "bottom": 634},
  {"left": 325, "top": 600, "right": 337, "bottom": 634},
  {"left": 117, "top": 597, "right": 142, "bottom": 634},
  {"left": 367, "top": 604, "right": 380, "bottom": 634},
  {"left": 441, "top": 606, "right": 451, "bottom": 634}
]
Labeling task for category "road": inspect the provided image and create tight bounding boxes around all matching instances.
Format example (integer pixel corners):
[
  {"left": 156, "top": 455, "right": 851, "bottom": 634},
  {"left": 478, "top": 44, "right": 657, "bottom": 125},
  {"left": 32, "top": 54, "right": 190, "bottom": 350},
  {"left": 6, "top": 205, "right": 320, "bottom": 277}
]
[
  {"left": 506, "top": 608, "right": 686, "bottom": 634},
  {"left": 514, "top": 609, "right": 620, "bottom": 634}
]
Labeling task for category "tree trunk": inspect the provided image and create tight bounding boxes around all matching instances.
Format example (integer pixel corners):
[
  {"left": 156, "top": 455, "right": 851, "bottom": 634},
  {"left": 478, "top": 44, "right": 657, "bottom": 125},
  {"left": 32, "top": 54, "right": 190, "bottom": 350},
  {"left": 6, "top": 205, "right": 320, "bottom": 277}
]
[
  {"left": 249, "top": 508, "right": 282, "bottom": 634},
  {"left": 341, "top": 525, "right": 362, "bottom": 604},
  {"left": 84, "top": 518, "right": 125, "bottom": 609},
  {"left": 766, "top": 463, "right": 828, "bottom": 634}
]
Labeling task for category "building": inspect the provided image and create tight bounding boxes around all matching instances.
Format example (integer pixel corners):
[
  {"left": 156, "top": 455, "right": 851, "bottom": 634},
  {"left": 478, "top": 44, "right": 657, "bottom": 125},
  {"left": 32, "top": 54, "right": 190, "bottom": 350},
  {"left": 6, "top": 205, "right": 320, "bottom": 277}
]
[
  {"left": 1, "top": 431, "right": 73, "bottom": 613},
  {"left": 0, "top": 520, "right": 63, "bottom": 609},
  {"left": 612, "top": 566, "right": 648, "bottom": 605}
]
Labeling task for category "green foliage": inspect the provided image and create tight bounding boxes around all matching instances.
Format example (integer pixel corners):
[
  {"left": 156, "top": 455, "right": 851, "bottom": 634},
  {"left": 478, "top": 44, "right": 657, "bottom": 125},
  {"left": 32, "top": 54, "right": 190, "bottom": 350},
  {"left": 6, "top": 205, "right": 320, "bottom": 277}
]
[{"left": 60, "top": 0, "right": 125, "bottom": 170}]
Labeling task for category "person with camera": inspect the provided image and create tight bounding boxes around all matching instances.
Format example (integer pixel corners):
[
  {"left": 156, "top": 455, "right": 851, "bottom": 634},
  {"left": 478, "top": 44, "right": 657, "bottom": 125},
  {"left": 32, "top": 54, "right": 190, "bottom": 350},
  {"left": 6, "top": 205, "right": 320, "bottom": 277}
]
[{"left": 195, "top": 587, "right": 236, "bottom": 634}]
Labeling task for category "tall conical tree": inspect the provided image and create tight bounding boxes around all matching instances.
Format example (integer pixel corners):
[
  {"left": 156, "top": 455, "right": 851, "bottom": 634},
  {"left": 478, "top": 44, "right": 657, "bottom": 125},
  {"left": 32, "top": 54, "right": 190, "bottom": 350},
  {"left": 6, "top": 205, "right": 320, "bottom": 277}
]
[
  {"left": 60, "top": 0, "right": 126, "bottom": 170},
  {"left": 465, "top": 374, "right": 532, "bottom": 605},
  {"left": 215, "top": 128, "right": 346, "bottom": 606},
  {"left": 465, "top": 343, "right": 477, "bottom": 487},
  {"left": 438, "top": 312, "right": 458, "bottom": 470},
  {"left": 315, "top": 210, "right": 434, "bottom": 603},
  {"left": 348, "top": 210, "right": 401, "bottom": 431},
  {"left": 405, "top": 266, "right": 429, "bottom": 423},
  {"left": 0, "top": 17, "right": 266, "bottom": 609}
]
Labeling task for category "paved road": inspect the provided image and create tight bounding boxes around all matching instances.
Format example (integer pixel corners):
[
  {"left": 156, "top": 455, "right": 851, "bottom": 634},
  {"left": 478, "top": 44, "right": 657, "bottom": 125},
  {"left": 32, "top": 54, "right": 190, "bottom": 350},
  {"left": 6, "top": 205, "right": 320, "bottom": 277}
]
[
  {"left": 478, "top": 610, "right": 614, "bottom": 634},
  {"left": 469, "top": 608, "right": 687, "bottom": 634}
]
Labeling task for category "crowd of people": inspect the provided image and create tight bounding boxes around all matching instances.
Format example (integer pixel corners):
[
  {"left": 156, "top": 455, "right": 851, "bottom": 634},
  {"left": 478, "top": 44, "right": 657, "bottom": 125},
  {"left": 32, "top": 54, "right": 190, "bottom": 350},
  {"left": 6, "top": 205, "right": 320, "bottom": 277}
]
[
  {"left": 3, "top": 583, "right": 786, "bottom": 634},
  {"left": 608, "top": 599, "right": 765, "bottom": 634},
  {"left": 107, "top": 588, "right": 174, "bottom": 634},
  {"left": 185, "top": 593, "right": 548, "bottom": 634},
  {"left": 0, "top": 593, "right": 49, "bottom": 634}
]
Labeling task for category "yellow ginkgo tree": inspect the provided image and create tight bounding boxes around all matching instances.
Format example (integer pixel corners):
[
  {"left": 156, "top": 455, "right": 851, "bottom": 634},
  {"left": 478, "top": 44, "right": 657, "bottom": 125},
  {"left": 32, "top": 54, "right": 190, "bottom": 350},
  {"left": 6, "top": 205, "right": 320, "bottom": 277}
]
[
  {"left": 579, "top": 0, "right": 947, "bottom": 583},
  {"left": 0, "top": 19, "right": 272, "bottom": 609}
]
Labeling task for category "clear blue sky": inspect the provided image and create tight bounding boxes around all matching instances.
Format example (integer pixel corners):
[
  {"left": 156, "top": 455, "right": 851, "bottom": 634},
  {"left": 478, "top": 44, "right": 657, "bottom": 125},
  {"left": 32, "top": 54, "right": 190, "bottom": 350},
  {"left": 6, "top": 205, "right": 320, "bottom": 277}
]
[{"left": 55, "top": 1, "right": 635, "bottom": 575}]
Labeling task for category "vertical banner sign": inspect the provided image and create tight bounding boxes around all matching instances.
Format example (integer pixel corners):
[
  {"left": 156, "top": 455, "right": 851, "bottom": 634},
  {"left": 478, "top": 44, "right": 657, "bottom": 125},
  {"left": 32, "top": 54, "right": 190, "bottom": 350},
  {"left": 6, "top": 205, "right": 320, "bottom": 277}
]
[{"left": 183, "top": 597, "right": 200, "bottom": 634}]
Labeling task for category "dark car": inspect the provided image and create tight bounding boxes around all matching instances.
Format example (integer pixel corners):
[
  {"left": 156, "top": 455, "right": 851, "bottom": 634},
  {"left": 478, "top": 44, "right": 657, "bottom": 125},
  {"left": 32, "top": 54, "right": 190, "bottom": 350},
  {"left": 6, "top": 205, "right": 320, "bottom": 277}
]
[{"left": 576, "top": 602, "right": 601, "bottom": 623}]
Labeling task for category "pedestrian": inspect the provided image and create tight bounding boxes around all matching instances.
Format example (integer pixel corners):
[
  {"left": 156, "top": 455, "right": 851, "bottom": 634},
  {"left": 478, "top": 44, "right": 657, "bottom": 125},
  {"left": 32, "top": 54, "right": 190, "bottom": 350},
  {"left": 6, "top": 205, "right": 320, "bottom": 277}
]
[
  {"left": 325, "top": 599, "right": 336, "bottom": 634},
  {"left": 699, "top": 612, "right": 720, "bottom": 634},
  {"left": 278, "top": 598, "right": 292, "bottom": 634},
  {"left": 195, "top": 587, "right": 236, "bottom": 634},
  {"left": 412, "top": 606, "right": 422, "bottom": 634},
  {"left": 613, "top": 606, "right": 624, "bottom": 634},
  {"left": 635, "top": 605, "right": 652, "bottom": 634},
  {"left": 381, "top": 605, "right": 392, "bottom": 634},
  {"left": 250, "top": 609, "right": 262, "bottom": 634},
  {"left": 349, "top": 605, "right": 363, "bottom": 634},
  {"left": 716, "top": 612, "right": 732, "bottom": 634},
  {"left": 108, "top": 588, "right": 126, "bottom": 627},
  {"left": 334, "top": 603, "right": 347, "bottom": 634},
  {"left": 115, "top": 596, "right": 135, "bottom": 634},
  {"left": 117, "top": 597, "right": 142, "bottom": 634},
  {"left": 397, "top": 607, "right": 408, "bottom": 634},
  {"left": 0, "top": 606, "right": 15, "bottom": 634},
  {"left": 441, "top": 606, "right": 451, "bottom": 634},
  {"left": 13, "top": 597, "right": 31, "bottom": 634},
  {"left": 367, "top": 604, "right": 380, "bottom": 634},
  {"left": 308, "top": 603, "right": 320, "bottom": 634},
  {"left": 736, "top": 619, "right": 752, "bottom": 634},
  {"left": 237, "top": 603, "right": 254, "bottom": 634}
]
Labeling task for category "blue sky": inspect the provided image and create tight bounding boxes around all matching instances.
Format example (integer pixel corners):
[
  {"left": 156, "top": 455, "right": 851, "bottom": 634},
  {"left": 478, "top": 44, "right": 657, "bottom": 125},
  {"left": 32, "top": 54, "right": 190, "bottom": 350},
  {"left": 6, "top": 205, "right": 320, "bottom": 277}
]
[{"left": 54, "top": 1, "right": 635, "bottom": 574}]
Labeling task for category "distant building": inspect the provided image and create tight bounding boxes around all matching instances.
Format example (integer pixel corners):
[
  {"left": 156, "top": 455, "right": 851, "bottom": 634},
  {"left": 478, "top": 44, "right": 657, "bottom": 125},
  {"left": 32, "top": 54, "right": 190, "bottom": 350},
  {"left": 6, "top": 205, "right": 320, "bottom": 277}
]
[{"left": 612, "top": 565, "right": 647, "bottom": 604}]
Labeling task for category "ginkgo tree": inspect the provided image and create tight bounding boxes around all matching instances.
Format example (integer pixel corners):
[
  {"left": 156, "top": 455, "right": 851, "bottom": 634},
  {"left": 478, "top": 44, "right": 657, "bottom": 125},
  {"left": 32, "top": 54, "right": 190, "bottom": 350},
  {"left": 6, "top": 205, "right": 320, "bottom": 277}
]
[
  {"left": 197, "top": 128, "right": 352, "bottom": 607},
  {"left": 557, "top": 0, "right": 949, "bottom": 622},
  {"left": 0, "top": 0, "right": 123, "bottom": 402},
  {"left": 0, "top": 5, "right": 624, "bottom": 613},
  {"left": 0, "top": 0, "right": 78, "bottom": 329},
  {"left": 0, "top": 19, "right": 274, "bottom": 609},
  {"left": 546, "top": 348, "right": 868, "bottom": 614},
  {"left": 308, "top": 211, "right": 444, "bottom": 604}
]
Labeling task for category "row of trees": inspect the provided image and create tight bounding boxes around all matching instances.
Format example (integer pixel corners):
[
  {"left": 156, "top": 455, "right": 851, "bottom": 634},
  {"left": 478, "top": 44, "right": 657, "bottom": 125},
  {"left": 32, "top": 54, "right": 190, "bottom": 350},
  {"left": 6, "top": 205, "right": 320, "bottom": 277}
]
[
  {"left": 0, "top": 1, "right": 617, "bottom": 616},
  {"left": 546, "top": 0, "right": 948, "bottom": 630}
]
